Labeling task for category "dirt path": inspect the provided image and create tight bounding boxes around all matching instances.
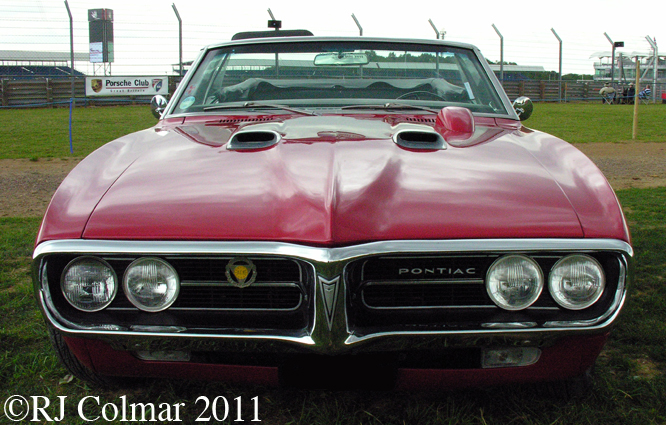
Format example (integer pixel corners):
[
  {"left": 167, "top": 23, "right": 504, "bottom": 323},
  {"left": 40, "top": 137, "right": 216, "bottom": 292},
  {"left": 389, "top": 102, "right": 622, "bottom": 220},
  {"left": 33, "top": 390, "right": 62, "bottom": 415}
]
[
  {"left": 1, "top": 142, "right": 665, "bottom": 218},
  {"left": 0, "top": 158, "right": 81, "bottom": 218},
  {"left": 575, "top": 142, "right": 666, "bottom": 190}
]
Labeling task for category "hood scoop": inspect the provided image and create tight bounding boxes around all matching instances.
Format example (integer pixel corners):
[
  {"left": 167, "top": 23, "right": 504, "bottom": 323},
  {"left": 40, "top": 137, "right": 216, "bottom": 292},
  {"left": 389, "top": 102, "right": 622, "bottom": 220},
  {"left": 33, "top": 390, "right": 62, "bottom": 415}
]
[
  {"left": 393, "top": 128, "right": 446, "bottom": 150},
  {"left": 227, "top": 130, "right": 281, "bottom": 150}
]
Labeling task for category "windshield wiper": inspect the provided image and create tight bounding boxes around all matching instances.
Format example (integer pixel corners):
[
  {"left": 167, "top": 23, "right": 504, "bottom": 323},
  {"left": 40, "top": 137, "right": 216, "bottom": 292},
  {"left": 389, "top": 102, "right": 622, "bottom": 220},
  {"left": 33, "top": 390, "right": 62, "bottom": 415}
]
[
  {"left": 340, "top": 103, "right": 439, "bottom": 114},
  {"left": 203, "top": 101, "right": 317, "bottom": 116}
]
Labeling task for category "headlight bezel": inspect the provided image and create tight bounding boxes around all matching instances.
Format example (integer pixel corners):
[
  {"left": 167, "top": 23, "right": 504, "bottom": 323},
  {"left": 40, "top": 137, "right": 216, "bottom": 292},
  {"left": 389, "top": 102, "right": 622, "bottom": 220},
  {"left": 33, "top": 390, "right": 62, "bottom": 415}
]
[
  {"left": 548, "top": 254, "right": 606, "bottom": 310},
  {"left": 60, "top": 256, "right": 118, "bottom": 312},
  {"left": 486, "top": 254, "right": 545, "bottom": 311},
  {"left": 122, "top": 257, "right": 181, "bottom": 312}
]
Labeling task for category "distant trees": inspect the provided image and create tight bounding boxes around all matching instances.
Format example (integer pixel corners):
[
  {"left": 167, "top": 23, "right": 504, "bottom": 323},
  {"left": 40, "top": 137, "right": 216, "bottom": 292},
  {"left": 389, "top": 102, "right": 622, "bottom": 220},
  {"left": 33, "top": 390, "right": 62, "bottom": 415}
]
[{"left": 364, "top": 51, "right": 456, "bottom": 64}]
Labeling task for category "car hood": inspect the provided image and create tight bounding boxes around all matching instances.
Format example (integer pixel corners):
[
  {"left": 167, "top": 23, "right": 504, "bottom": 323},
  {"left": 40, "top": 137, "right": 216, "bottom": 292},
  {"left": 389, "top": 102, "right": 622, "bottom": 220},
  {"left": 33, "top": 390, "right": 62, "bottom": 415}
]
[{"left": 41, "top": 114, "right": 628, "bottom": 245}]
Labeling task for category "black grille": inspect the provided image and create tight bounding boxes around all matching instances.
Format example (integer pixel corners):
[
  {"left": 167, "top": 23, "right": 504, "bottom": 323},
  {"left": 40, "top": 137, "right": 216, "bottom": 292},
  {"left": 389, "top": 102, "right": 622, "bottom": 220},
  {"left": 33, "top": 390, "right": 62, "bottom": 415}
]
[
  {"left": 362, "top": 282, "right": 488, "bottom": 309},
  {"left": 47, "top": 254, "right": 310, "bottom": 330},
  {"left": 168, "top": 257, "right": 301, "bottom": 283},
  {"left": 356, "top": 255, "right": 495, "bottom": 309},
  {"left": 174, "top": 284, "right": 303, "bottom": 310},
  {"left": 347, "top": 252, "right": 623, "bottom": 332},
  {"left": 50, "top": 256, "right": 309, "bottom": 312},
  {"left": 103, "top": 257, "right": 307, "bottom": 311}
]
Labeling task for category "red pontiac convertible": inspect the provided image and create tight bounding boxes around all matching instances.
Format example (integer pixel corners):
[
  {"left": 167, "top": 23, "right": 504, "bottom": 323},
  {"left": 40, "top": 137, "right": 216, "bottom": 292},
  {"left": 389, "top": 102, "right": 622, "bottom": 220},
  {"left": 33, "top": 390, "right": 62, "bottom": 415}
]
[{"left": 33, "top": 31, "right": 632, "bottom": 391}]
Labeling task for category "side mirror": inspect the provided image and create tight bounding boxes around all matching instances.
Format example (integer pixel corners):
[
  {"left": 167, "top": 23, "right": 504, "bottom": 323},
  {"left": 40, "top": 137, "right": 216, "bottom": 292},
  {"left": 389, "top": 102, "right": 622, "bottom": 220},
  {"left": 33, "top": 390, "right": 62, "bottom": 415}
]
[
  {"left": 151, "top": 95, "right": 168, "bottom": 119},
  {"left": 512, "top": 96, "right": 533, "bottom": 121}
]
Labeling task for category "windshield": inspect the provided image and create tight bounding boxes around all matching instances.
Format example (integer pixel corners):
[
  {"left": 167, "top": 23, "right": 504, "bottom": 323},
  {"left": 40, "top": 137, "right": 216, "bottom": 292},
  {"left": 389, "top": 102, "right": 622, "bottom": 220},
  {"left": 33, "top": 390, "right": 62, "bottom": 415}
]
[{"left": 172, "top": 40, "right": 508, "bottom": 116}]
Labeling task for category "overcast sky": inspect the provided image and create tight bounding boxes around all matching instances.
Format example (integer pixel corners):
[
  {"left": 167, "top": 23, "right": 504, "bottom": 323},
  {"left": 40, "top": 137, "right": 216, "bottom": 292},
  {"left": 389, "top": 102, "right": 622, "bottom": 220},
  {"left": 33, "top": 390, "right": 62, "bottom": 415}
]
[{"left": 1, "top": 0, "right": 663, "bottom": 76}]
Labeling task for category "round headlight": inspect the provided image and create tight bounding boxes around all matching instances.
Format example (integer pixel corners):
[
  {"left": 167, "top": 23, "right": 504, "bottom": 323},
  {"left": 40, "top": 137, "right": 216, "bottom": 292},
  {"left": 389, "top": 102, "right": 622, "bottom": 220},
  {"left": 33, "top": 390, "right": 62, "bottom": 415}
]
[
  {"left": 486, "top": 255, "right": 544, "bottom": 311},
  {"left": 123, "top": 257, "right": 180, "bottom": 312},
  {"left": 61, "top": 256, "right": 117, "bottom": 312},
  {"left": 549, "top": 254, "right": 605, "bottom": 310}
]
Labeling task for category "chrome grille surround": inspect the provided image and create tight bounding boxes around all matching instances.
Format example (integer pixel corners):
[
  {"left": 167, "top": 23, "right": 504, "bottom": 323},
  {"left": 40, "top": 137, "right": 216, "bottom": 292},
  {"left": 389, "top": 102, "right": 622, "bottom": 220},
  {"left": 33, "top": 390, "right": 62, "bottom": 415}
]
[{"left": 33, "top": 238, "right": 631, "bottom": 355}]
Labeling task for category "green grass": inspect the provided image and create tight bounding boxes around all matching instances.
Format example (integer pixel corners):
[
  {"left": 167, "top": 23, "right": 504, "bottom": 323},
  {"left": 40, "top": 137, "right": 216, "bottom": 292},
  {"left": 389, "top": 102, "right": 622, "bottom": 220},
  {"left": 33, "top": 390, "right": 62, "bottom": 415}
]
[
  {"left": 1, "top": 105, "right": 665, "bottom": 423},
  {"left": 1, "top": 103, "right": 665, "bottom": 160},
  {"left": 0, "top": 106, "right": 156, "bottom": 159},
  {"left": 527, "top": 103, "right": 666, "bottom": 144},
  {"left": 1, "top": 188, "right": 665, "bottom": 424}
]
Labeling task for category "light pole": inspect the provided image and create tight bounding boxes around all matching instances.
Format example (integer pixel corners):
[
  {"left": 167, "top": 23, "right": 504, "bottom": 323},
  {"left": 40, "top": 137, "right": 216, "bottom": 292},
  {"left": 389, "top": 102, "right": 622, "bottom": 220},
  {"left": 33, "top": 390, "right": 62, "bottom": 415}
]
[
  {"left": 172, "top": 4, "right": 182, "bottom": 77},
  {"left": 604, "top": 33, "right": 624, "bottom": 85},
  {"left": 64, "top": 0, "right": 74, "bottom": 106},
  {"left": 491, "top": 24, "right": 504, "bottom": 83},
  {"left": 428, "top": 19, "right": 439, "bottom": 39},
  {"left": 551, "top": 28, "right": 562, "bottom": 102},
  {"left": 352, "top": 14, "right": 362, "bottom": 36},
  {"left": 646, "top": 36, "right": 658, "bottom": 103}
]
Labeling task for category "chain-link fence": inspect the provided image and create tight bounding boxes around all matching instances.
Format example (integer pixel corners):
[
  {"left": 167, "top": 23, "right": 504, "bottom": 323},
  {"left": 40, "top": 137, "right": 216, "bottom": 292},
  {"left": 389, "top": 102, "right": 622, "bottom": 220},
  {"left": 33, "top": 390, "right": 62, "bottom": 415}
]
[{"left": 1, "top": 1, "right": 664, "bottom": 108}]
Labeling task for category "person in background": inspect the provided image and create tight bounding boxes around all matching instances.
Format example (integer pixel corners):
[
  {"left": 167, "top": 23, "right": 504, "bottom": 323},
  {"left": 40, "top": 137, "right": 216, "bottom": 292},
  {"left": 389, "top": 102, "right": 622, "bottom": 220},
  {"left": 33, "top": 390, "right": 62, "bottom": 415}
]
[
  {"left": 626, "top": 83, "right": 635, "bottom": 104},
  {"left": 639, "top": 84, "right": 652, "bottom": 100},
  {"left": 599, "top": 83, "right": 616, "bottom": 104}
]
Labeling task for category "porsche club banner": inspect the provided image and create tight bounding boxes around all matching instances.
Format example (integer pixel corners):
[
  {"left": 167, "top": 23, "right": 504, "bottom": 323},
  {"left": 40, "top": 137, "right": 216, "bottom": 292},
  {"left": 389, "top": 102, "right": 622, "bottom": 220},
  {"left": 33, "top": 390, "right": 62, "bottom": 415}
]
[{"left": 86, "top": 76, "right": 168, "bottom": 96}]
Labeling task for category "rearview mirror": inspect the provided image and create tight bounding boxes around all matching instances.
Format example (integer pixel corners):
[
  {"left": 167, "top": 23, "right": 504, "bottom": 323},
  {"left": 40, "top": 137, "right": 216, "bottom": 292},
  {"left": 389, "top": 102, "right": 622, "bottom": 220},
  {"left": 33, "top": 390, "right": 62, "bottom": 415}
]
[{"left": 314, "top": 52, "right": 369, "bottom": 66}]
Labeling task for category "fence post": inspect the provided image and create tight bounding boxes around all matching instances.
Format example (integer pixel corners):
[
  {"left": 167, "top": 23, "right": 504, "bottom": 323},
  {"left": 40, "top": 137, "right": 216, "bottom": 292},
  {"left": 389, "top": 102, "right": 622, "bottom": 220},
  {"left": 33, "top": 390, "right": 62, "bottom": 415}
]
[
  {"left": 539, "top": 81, "right": 545, "bottom": 100},
  {"left": 583, "top": 82, "right": 589, "bottom": 100},
  {"left": 1, "top": 79, "right": 8, "bottom": 106},
  {"left": 632, "top": 58, "right": 640, "bottom": 140},
  {"left": 46, "top": 78, "right": 54, "bottom": 107},
  {"left": 519, "top": 81, "right": 525, "bottom": 97}
]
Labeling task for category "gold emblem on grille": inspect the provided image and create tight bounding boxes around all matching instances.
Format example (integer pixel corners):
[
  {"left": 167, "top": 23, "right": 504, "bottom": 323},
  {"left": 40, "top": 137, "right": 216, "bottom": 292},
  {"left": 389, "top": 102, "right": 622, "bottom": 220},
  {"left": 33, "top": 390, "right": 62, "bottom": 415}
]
[{"left": 225, "top": 258, "right": 256, "bottom": 288}]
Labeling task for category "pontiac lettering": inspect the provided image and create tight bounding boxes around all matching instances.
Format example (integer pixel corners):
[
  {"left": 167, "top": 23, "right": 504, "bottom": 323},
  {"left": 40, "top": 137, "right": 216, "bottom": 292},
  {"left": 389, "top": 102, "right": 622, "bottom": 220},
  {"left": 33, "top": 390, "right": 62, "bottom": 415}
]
[{"left": 398, "top": 267, "right": 476, "bottom": 276}]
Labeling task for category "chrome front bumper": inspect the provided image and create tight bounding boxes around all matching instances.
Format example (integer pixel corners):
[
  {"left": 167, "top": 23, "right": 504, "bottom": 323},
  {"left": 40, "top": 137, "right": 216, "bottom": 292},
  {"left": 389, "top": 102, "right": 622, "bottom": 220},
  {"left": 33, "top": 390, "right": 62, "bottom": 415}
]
[{"left": 34, "top": 238, "right": 632, "bottom": 355}]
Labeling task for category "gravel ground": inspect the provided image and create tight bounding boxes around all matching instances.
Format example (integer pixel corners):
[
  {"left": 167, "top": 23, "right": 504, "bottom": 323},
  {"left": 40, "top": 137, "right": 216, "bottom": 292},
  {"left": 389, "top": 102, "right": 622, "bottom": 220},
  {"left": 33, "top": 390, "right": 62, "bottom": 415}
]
[{"left": 1, "top": 142, "right": 665, "bottom": 218}]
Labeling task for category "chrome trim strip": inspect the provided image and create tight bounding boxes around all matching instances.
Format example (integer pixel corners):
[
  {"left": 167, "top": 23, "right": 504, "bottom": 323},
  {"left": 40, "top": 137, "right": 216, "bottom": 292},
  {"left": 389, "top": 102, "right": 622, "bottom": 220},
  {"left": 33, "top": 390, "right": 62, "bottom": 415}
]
[
  {"left": 162, "top": 48, "right": 206, "bottom": 117},
  {"left": 108, "top": 299, "right": 304, "bottom": 313},
  {"left": 344, "top": 292, "right": 627, "bottom": 346},
  {"left": 180, "top": 281, "right": 302, "bottom": 288},
  {"left": 482, "top": 322, "right": 538, "bottom": 329},
  {"left": 362, "top": 303, "right": 492, "bottom": 311},
  {"left": 34, "top": 238, "right": 633, "bottom": 263},
  {"left": 38, "top": 290, "right": 316, "bottom": 346},
  {"left": 165, "top": 299, "right": 303, "bottom": 312},
  {"left": 363, "top": 279, "right": 484, "bottom": 286}
]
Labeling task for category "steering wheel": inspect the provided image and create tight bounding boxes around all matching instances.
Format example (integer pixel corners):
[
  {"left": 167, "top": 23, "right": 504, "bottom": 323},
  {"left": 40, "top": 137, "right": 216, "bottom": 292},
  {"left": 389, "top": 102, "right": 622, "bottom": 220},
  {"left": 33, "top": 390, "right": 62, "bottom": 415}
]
[{"left": 397, "top": 91, "right": 446, "bottom": 101}]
